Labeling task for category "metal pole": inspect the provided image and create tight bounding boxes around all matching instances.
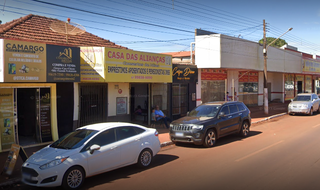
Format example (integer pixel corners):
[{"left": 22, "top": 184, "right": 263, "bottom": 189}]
[{"left": 263, "top": 20, "right": 268, "bottom": 114}]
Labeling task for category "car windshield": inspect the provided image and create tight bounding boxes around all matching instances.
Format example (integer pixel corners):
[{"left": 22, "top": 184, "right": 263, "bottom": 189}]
[
  {"left": 50, "top": 129, "right": 98, "bottom": 149},
  {"left": 188, "top": 105, "right": 221, "bottom": 117},
  {"left": 293, "top": 95, "right": 311, "bottom": 101}
]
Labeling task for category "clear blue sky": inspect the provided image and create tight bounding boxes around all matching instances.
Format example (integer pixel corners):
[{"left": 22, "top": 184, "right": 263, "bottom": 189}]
[{"left": 1, "top": 0, "right": 320, "bottom": 55}]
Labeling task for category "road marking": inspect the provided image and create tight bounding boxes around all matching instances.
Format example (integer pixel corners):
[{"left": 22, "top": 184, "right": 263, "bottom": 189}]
[
  {"left": 236, "top": 140, "right": 284, "bottom": 162},
  {"left": 312, "top": 123, "right": 320, "bottom": 128}
]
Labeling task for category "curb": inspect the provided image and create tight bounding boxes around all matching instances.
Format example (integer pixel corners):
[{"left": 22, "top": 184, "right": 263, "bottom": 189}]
[
  {"left": 251, "top": 112, "right": 287, "bottom": 124},
  {"left": 0, "top": 177, "right": 21, "bottom": 188},
  {"left": 160, "top": 141, "right": 174, "bottom": 148}
]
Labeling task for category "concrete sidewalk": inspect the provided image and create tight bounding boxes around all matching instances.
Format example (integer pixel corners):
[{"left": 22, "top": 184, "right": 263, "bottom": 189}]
[{"left": 0, "top": 102, "right": 289, "bottom": 188}]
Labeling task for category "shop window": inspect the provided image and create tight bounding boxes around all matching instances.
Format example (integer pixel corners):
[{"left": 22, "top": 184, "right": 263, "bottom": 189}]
[
  {"left": 285, "top": 74, "right": 294, "bottom": 100},
  {"left": 201, "top": 81, "right": 225, "bottom": 103}
]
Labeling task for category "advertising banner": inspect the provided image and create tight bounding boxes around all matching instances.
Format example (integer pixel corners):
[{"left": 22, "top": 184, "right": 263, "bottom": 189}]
[
  {"left": 46, "top": 45, "right": 80, "bottom": 82},
  {"left": 0, "top": 88, "right": 15, "bottom": 150},
  {"left": 172, "top": 64, "right": 198, "bottom": 83},
  {"left": 303, "top": 59, "right": 320, "bottom": 73},
  {"left": 201, "top": 69, "right": 227, "bottom": 80},
  {"left": 239, "top": 71, "right": 258, "bottom": 82},
  {"left": 80, "top": 47, "right": 105, "bottom": 82},
  {"left": 105, "top": 48, "right": 172, "bottom": 83},
  {"left": 4, "top": 39, "right": 47, "bottom": 82},
  {"left": 40, "top": 88, "right": 52, "bottom": 142}
]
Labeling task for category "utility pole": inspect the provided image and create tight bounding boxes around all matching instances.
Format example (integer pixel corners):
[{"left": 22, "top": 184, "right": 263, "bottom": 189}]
[{"left": 263, "top": 19, "right": 268, "bottom": 114}]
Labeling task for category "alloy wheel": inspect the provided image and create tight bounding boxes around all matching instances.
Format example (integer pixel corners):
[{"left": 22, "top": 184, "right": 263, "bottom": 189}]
[{"left": 66, "top": 169, "right": 83, "bottom": 188}]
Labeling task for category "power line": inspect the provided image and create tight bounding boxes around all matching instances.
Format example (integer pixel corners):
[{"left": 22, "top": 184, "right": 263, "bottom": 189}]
[{"left": 30, "top": 0, "right": 194, "bottom": 34}]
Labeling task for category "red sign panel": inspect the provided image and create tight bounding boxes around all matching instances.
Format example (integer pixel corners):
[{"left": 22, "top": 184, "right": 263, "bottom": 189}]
[
  {"left": 239, "top": 71, "right": 258, "bottom": 82},
  {"left": 201, "top": 69, "right": 227, "bottom": 80}
]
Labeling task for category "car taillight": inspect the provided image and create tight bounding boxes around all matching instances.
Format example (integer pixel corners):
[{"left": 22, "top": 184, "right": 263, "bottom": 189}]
[{"left": 154, "top": 131, "right": 159, "bottom": 137}]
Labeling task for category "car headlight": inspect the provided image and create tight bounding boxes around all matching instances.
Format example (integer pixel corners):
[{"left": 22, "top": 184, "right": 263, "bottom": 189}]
[
  {"left": 193, "top": 125, "right": 203, "bottom": 130},
  {"left": 39, "top": 157, "right": 68, "bottom": 170}
]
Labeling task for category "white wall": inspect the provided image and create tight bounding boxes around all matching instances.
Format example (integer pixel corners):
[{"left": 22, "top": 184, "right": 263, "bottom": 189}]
[
  {"left": 222, "top": 36, "right": 260, "bottom": 70},
  {"left": 195, "top": 34, "right": 221, "bottom": 68},
  {"left": 227, "top": 70, "right": 239, "bottom": 99},
  {"left": 258, "top": 72, "right": 264, "bottom": 106},
  {"left": 108, "top": 82, "right": 130, "bottom": 116},
  {"left": 195, "top": 34, "right": 302, "bottom": 73},
  {"left": 268, "top": 72, "right": 284, "bottom": 102}
]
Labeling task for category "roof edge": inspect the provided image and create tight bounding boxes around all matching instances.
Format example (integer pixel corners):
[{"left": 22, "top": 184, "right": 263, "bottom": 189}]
[{"left": 0, "top": 14, "right": 33, "bottom": 34}]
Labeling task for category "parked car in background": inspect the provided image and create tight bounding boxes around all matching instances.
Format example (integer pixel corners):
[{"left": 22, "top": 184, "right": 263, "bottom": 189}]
[
  {"left": 288, "top": 93, "right": 320, "bottom": 116},
  {"left": 21, "top": 122, "right": 160, "bottom": 189},
  {"left": 169, "top": 101, "right": 251, "bottom": 148}
]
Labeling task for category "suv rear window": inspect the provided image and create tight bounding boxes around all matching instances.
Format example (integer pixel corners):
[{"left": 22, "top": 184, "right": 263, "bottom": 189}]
[
  {"left": 229, "top": 104, "right": 238, "bottom": 113},
  {"left": 237, "top": 104, "right": 246, "bottom": 111}
]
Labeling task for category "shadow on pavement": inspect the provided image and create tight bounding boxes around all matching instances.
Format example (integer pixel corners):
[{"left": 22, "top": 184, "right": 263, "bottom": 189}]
[
  {"left": 174, "top": 130, "right": 262, "bottom": 149},
  {"left": 80, "top": 154, "right": 179, "bottom": 189}
]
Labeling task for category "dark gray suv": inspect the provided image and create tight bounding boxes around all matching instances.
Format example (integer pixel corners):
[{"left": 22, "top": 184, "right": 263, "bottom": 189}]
[{"left": 169, "top": 101, "right": 251, "bottom": 148}]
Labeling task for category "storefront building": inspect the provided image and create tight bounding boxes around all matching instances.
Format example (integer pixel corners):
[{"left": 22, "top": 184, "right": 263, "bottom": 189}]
[
  {"left": 76, "top": 47, "right": 172, "bottom": 127},
  {"left": 0, "top": 39, "right": 80, "bottom": 152},
  {"left": 195, "top": 33, "right": 303, "bottom": 106},
  {"left": 171, "top": 64, "right": 197, "bottom": 120}
]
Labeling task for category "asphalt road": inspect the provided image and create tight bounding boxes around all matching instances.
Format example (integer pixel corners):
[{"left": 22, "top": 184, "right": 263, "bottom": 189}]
[{"left": 10, "top": 113, "right": 320, "bottom": 190}]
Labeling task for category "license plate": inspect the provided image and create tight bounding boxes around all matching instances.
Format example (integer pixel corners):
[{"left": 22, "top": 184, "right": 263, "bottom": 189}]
[
  {"left": 175, "top": 132, "right": 183, "bottom": 137},
  {"left": 23, "top": 173, "right": 32, "bottom": 180}
]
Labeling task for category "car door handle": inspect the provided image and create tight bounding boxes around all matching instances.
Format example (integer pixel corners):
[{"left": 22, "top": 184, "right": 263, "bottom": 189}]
[
  {"left": 228, "top": 116, "right": 232, "bottom": 118},
  {"left": 135, "top": 138, "right": 141, "bottom": 141},
  {"left": 111, "top": 146, "right": 117, "bottom": 150},
  {"left": 239, "top": 113, "right": 242, "bottom": 115}
]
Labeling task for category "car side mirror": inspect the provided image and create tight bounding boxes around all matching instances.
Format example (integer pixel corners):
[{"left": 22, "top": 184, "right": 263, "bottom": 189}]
[
  {"left": 218, "top": 112, "right": 225, "bottom": 119},
  {"left": 89, "top": 144, "right": 100, "bottom": 154}
]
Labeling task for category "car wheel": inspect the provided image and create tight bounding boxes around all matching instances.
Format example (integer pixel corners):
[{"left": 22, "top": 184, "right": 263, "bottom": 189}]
[
  {"left": 62, "top": 166, "right": 85, "bottom": 190},
  {"left": 203, "top": 129, "right": 216, "bottom": 148},
  {"left": 309, "top": 107, "right": 313, "bottom": 116},
  {"left": 239, "top": 121, "right": 250, "bottom": 137},
  {"left": 137, "top": 149, "right": 153, "bottom": 167}
]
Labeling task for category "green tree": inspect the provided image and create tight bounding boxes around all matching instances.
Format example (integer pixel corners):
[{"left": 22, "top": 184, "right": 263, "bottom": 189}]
[{"left": 258, "top": 37, "right": 287, "bottom": 48}]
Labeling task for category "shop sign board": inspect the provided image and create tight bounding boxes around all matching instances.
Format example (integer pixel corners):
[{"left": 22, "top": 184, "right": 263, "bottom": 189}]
[
  {"left": 40, "top": 88, "right": 52, "bottom": 142},
  {"left": 3, "top": 39, "right": 47, "bottom": 82},
  {"left": 303, "top": 59, "right": 320, "bottom": 73},
  {"left": 0, "top": 88, "right": 15, "bottom": 150},
  {"left": 201, "top": 69, "right": 227, "bottom": 80},
  {"left": 172, "top": 64, "right": 198, "bottom": 83},
  {"left": 2, "top": 144, "right": 28, "bottom": 176},
  {"left": 80, "top": 47, "right": 105, "bottom": 82},
  {"left": 116, "top": 97, "right": 127, "bottom": 115},
  {"left": 105, "top": 48, "right": 172, "bottom": 83},
  {"left": 46, "top": 45, "right": 80, "bottom": 82},
  {"left": 238, "top": 71, "right": 258, "bottom": 82}
]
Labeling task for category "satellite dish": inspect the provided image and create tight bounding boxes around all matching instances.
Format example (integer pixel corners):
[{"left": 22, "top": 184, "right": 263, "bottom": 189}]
[{"left": 50, "top": 18, "right": 86, "bottom": 43}]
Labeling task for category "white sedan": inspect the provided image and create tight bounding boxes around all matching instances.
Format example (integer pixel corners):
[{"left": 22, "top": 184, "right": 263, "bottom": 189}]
[
  {"left": 21, "top": 122, "right": 161, "bottom": 189},
  {"left": 288, "top": 93, "right": 320, "bottom": 116}
]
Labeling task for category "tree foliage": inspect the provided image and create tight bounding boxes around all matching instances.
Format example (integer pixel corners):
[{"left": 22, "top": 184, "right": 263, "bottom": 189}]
[{"left": 258, "top": 37, "right": 287, "bottom": 48}]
